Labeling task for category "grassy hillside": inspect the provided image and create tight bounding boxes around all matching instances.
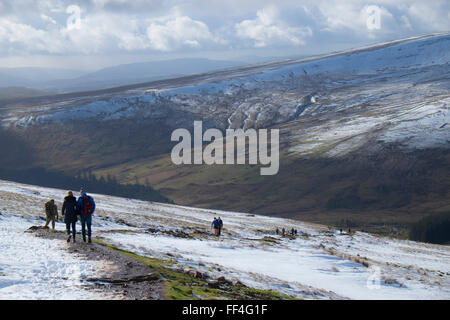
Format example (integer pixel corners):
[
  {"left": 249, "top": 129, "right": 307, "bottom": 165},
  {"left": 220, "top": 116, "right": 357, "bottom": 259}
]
[{"left": 20, "top": 120, "right": 175, "bottom": 172}]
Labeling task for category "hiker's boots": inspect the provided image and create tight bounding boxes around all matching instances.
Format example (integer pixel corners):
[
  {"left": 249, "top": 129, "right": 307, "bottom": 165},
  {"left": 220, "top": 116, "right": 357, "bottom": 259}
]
[
  {"left": 82, "top": 234, "right": 91, "bottom": 243},
  {"left": 67, "top": 235, "right": 71, "bottom": 243}
]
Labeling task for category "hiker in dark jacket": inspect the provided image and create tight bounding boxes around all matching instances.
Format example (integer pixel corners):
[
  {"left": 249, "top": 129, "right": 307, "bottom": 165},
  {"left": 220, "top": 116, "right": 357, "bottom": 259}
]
[
  {"left": 62, "top": 191, "right": 78, "bottom": 243},
  {"left": 218, "top": 217, "right": 223, "bottom": 236},
  {"left": 211, "top": 217, "right": 220, "bottom": 236},
  {"left": 77, "top": 192, "right": 96, "bottom": 243}
]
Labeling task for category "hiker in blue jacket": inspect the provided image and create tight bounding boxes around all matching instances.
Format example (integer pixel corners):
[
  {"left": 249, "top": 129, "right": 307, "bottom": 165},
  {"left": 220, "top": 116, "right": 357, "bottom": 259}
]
[
  {"left": 77, "top": 191, "right": 96, "bottom": 243},
  {"left": 211, "top": 217, "right": 220, "bottom": 236}
]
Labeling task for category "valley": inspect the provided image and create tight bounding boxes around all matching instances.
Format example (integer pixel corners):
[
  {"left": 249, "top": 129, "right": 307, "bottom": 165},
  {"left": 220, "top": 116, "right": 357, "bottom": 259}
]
[{"left": 0, "top": 33, "right": 449, "bottom": 236}]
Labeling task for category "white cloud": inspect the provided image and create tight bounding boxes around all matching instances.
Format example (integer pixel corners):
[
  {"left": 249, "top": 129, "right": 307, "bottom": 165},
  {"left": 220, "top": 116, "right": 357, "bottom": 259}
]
[
  {"left": 40, "top": 14, "right": 57, "bottom": 25},
  {"left": 0, "top": 18, "right": 64, "bottom": 54},
  {"left": 317, "top": 2, "right": 364, "bottom": 31},
  {"left": 235, "top": 6, "right": 312, "bottom": 47},
  {"left": 0, "top": 0, "right": 448, "bottom": 59},
  {"left": 0, "top": 3, "right": 219, "bottom": 55},
  {"left": 407, "top": 2, "right": 450, "bottom": 31},
  {"left": 312, "top": 1, "right": 415, "bottom": 41},
  {"left": 400, "top": 15, "right": 412, "bottom": 30},
  {"left": 314, "top": 0, "right": 449, "bottom": 37},
  {"left": 146, "top": 15, "right": 214, "bottom": 51}
]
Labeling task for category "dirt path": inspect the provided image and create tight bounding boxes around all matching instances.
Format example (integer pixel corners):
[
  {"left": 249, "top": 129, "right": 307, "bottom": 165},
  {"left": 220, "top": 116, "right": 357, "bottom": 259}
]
[{"left": 27, "top": 226, "right": 166, "bottom": 300}]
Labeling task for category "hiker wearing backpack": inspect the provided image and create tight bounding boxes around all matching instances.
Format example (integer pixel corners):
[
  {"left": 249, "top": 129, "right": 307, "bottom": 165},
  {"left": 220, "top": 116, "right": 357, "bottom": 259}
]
[
  {"left": 44, "top": 199, "right": 58, "bottom": 231},
  {"left": 77, "top": 192, "right": 96, "bottom": 243},
  {"left": 211, "top": 217, "right": 220, "bottom": 236},
  {"left": 62, "top": 191, "right": 79, "bottom": 243}
]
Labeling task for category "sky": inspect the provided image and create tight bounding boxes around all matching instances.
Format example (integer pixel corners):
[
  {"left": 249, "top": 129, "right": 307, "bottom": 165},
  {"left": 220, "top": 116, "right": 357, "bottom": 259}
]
[{"left": 0, "top": 0, "right": 449, "bottom": 70}]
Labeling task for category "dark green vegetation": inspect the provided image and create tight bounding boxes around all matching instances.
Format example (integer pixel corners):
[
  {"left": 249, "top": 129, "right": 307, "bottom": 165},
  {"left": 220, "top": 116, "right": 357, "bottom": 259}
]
[
  {"left": 20, "top": 120, "right": 176, "bottom": 172},
  {"left": 409, "top": 212, "right": 450, "bottom": 244},
  {"left": 0, "top": 126, "right": 35, "bottom": 169},
  {"left": 0, "top": 165, "right": 171, "bottom": 203},
  {"left": 0, "top": 127, "right": 171, "bottom": 203},
  {"left": 95, "top": 239, "right": 295, "bottom": 300}
]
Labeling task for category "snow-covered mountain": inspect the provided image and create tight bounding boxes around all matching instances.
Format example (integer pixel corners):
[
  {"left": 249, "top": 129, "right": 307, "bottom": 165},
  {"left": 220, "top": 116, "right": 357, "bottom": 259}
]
[
  {"left": 2, "top": 32, "right": 449, "bottom": 157},
  {"left": 0, "top": 179, "right": 448, "bottom": 300}
]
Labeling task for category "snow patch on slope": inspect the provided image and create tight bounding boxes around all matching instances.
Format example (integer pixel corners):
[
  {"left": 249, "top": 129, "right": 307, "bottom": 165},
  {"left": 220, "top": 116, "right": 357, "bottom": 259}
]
[{"left": 0, "top": 215, "right": 110, "bottom": 299}]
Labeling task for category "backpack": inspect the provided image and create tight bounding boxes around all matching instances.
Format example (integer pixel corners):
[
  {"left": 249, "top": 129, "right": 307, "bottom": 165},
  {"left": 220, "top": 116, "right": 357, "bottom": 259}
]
[{"left": 83, "top": 197, "right": 93, "bottom": 216}]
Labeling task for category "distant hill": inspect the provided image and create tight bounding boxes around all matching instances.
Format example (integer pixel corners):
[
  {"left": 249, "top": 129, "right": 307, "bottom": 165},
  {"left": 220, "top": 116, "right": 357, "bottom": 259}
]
[
  {"left": 0, "top": 59, "right": 244, "bottom": 93},
  {"left": 43, "top": 58, "right": 244, "bottom": 92},
  {"left": 0, "top": 67, "right": 86, "bottom": 88},
  {"left": 0, "top": 86, "right": 50, "bottom": 100}
]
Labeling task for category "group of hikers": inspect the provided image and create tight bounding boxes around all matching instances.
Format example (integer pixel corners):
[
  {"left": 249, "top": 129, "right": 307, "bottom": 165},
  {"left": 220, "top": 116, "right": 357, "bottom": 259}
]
[
  {"left": 211, "top": 217, "right": 223, "bottom": 236},
  {"left": 276, "top": 227, "right": 298, "bottom": 236},
  {"left": 44, "top": 188, "right": 96, "bottom": 243}
]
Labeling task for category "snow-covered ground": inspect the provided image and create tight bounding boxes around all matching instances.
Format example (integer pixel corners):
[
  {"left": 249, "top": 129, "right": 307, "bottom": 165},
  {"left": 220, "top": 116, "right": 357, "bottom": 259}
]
[
  {"left": 0, "top": 179, "right": 448, "bottom": 300},
  {"left": 0, "top": 214, "right": 117, "bottom": 299}
]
